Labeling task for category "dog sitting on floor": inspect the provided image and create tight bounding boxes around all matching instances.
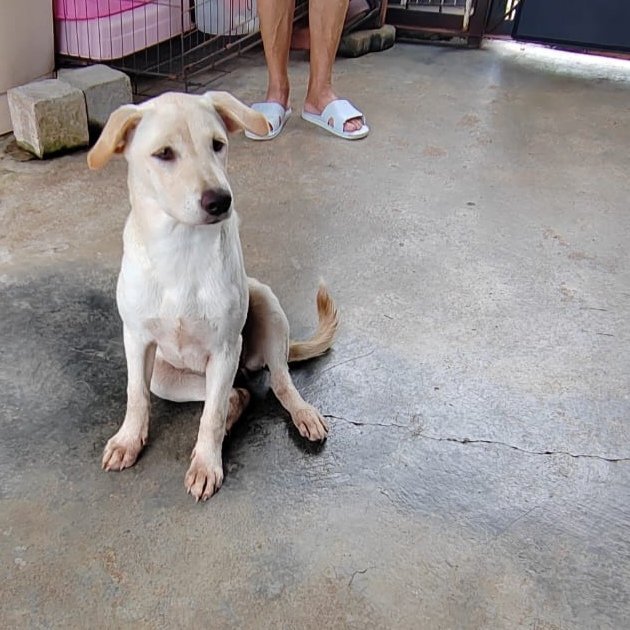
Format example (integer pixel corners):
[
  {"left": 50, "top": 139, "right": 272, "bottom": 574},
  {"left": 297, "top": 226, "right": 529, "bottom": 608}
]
[{"left": 87, "top": 91, "right": 338, "bottom": 501}]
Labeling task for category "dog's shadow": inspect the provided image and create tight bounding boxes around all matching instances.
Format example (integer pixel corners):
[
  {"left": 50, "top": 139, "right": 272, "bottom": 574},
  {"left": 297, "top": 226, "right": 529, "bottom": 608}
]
[
  {"left": 0, "top": 267, "right": 327, "bottom": 477},
  {"left": 149, "top": 368, "right": 327, "bottom": 472}
]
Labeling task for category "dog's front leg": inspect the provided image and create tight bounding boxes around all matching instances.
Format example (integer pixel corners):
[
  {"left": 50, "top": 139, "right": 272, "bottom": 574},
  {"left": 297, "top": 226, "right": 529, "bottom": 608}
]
[
  {"left": 185, "top": 337, "right": 242, "bottom": 501},
  {"left": 103, "top": 327, "right": 156, "bottom": 471}
]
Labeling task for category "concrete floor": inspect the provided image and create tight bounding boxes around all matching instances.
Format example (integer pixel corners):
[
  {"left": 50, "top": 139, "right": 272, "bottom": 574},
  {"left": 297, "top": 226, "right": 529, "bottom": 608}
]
[{"left": 1, "top": 41, "right": 629, "bottom": 629}]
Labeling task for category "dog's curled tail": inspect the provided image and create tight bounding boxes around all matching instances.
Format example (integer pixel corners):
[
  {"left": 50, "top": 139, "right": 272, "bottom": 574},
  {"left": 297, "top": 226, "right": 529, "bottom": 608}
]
[{"left": 288, "top": 282, "right": 339, "bottom": 363}]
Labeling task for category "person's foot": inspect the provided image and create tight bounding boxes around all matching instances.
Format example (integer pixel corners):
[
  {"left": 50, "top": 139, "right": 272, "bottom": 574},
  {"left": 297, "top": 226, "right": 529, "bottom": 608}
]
[
  {"left": 244, "top": 82, "right": 292, "bottom": 141},
  {"left": 244, "top": 102, "right": 292, "bottom": 141},
  {"left": 265, "top": 83, "right": 290, "bottom": 111},
  {"left": 304, "top": 88, "right": 364, "bottom": 133}
]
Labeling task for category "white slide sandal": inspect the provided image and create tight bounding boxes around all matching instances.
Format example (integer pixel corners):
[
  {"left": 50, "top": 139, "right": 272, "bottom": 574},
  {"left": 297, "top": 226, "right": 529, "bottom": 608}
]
[
  {"left": 301, "top": 99, "right": 369, "bottom": 140},
  {"left": 244, "top": 102, "right": 292, "bottom": 141}
]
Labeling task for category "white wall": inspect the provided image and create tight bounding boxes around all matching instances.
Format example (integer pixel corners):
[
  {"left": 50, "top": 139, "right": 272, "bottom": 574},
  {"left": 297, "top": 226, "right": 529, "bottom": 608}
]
[{"left": 0, "top": 1, "right": 55, "bottom": 134}]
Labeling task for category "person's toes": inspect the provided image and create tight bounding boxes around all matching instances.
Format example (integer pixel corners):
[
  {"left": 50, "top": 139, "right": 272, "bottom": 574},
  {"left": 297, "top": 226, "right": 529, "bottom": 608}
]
[{"left": 344, "top": 117, "right": 363, "bottom": 132}]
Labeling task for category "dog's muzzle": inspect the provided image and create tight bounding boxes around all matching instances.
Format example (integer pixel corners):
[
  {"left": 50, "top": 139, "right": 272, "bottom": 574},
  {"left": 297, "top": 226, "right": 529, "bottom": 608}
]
[{"left": 200, "top": 189, "right": 232, "bottom": 223}]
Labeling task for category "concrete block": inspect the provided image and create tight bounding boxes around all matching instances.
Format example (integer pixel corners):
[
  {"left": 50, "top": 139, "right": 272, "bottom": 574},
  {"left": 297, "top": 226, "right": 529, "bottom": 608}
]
[
  {"left": 339, "top": 25, "right": 396, "bottom": 58},
  {"left": 7, "top": 79, "right": 88, "bottom": 158},
  {"left": 58, "top": 65, "right": 132, "bottom": 130}
]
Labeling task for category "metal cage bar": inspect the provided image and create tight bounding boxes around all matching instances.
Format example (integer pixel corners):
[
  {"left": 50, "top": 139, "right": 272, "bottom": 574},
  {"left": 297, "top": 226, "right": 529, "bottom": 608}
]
[{"left": 54, "top": 0, "right": 309, "bottom": 90}]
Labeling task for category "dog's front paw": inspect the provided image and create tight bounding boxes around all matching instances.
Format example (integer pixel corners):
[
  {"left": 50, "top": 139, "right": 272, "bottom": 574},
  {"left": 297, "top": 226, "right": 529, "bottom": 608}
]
[
  {"left": 293, "top": 406, "right": 329, "bottom": 442},
  {"left": 102, "top": 432, "right": 145, "bottom": 471},
  {"left": 185, "top": 450, "right": 223, "bottom": 502}
]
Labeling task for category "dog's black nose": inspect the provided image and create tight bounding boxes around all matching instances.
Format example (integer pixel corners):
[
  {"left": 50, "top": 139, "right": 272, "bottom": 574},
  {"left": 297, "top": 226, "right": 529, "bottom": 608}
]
[{"left": 200, "top": 189, "right": 232, "bottom": 216}]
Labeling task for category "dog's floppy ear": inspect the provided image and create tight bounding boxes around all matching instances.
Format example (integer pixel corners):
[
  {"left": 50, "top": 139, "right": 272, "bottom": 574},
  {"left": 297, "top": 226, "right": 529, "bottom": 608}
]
[
  {"left": 87, "top": 105, "right": 143, "bottom": 170},
  {"left": 205, "top": 91, "right": 269, "bottom": 136}
]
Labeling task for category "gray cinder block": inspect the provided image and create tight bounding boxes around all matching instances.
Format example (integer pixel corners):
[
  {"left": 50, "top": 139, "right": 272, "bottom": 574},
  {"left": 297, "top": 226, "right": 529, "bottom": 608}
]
[
  {"left": 58, "top": 65, "right": 132, "bottom": 130},
  {"left": 7, "top": 79, "right": 89, "bottom": 158},
  {"left": 339, "top": 25, "right": 396, "bottom": 58}
]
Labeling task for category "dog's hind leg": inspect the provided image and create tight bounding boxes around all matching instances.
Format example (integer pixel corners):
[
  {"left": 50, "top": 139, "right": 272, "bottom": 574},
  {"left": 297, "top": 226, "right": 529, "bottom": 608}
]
[
  {"left": 225, "top": 387, "right": 251, "bottom": 432},
  {"left": 151, "top": 356, "right": 206, "bottom": 402},
  {"left": 244, "top": 279, "right": 329, "bottom": 441},
  {"left": 269, "top": 368, "right": 329, "bottom": 441},
  {"left": 151, "top": 357, "right": 250, "bottom": 433}
]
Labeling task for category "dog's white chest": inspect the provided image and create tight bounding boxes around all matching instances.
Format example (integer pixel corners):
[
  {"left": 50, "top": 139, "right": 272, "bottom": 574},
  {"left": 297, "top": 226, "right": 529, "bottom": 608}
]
[
  {"left": 148, "top": 317, "right": 216, "bottom": 372},
  {"left": 117, "top": 213, "right": 248, "bottom": 374}
]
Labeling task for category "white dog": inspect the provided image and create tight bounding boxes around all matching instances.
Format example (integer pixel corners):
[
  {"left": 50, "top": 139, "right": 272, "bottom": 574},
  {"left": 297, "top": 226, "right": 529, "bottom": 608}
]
[{"left": 87, "top": 91, "right": 338, "bottom": 501}]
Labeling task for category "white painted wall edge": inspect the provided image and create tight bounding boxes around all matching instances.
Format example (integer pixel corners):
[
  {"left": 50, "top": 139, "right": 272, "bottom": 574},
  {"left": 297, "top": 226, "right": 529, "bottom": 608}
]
[{"left": 0, "top": 0, "right": 55, "bottom": 134}]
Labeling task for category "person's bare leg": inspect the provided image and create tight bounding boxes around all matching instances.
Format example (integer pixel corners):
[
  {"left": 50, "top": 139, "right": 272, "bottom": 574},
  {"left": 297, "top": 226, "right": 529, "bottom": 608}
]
[
  {"left": 257, "top": 0, "right": 295, "bottom": 108},
  {"left": 304, "top": 0, "right": 363, "bottom": 132}
]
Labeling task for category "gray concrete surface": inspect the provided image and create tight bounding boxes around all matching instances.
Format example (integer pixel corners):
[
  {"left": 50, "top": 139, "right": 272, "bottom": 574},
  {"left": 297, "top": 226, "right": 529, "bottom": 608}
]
[{"left": 1, "top": 41, "right": 629, "bottom": 629}]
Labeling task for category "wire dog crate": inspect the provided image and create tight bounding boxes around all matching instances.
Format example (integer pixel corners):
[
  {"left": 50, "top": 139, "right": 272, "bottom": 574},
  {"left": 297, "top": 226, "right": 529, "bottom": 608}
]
[{"left": 54, "top": 0, "right": 308, "bottom": 90}]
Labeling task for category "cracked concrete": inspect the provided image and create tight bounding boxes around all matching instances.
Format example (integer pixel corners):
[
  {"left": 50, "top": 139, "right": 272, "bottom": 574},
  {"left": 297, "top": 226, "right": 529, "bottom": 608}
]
[
  {"left": 418, "top": 435, "right": 630, "bottom": 463},
  {"left": 1, "top": 41, "right": 630, "bottom": 628},
  {"left": 327, "top": 413, "right": 630, "bottom": 460}
]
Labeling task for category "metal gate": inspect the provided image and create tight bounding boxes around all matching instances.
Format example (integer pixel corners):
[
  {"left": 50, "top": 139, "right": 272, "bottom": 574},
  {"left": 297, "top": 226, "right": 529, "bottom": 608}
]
[
  {"left": 485, "top": 0, "right": 519, "bottom": 36},
  {"left": 386, "top": 0, "right": 493, "bottom": 47},
  {"left": 388, "top": 0, "right": 630, "bottom": 55}
]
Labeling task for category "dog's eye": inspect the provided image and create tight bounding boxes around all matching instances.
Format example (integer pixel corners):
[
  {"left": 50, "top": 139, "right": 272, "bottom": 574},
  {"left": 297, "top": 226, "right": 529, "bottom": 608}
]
[
  {"left": 213, "top": 138, "right": 226, "bottom": 153},
  {"left": 153, "top": 146, "right": 175, "bottom": 161}
]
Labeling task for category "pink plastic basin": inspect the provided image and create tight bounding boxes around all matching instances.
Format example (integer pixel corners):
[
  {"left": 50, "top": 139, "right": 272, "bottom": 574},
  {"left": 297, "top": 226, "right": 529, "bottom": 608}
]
[
  {"left": 54, "top": 0, "right": 190, "bottom": 60},
  {"left": 53, "top": 1, "right": 153, "bottom": 21}
]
